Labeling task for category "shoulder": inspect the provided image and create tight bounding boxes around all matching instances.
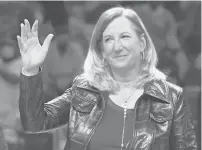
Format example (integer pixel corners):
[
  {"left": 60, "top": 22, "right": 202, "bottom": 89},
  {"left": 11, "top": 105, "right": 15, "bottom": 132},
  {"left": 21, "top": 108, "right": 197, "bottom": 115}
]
[
  {"left": 71, "top": 74, "right": 101, "bottom": 94},
  {"left": 164, "top": 80, "right": 183, "bottom": 95},
  {"left": 164, "top": 80, "right": 183, "bottom": 105},
  {"left": 152, "top": 79, "right": 182, "bottom": 94},
  {"left": 145, "top": 79, "right": 185, "bottom": 121},
  {"left": 72, "top": 74, "right": 88, "bottom": 87},
  {"left": 69, "top": 74, "right": 101, "bottom": 111},
  {"left": 145, "top": 79, "right": 183, "bottom": 104}
]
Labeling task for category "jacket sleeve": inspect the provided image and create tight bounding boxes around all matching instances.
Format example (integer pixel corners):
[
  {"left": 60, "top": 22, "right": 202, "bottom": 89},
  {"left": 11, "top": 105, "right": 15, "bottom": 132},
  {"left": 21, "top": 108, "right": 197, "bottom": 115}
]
[
  {"left": 19, "top": 70, "right": 73, "bottom": 133},
  {"left": 170, "top": 88, "right": 198, "bottom": 150}
]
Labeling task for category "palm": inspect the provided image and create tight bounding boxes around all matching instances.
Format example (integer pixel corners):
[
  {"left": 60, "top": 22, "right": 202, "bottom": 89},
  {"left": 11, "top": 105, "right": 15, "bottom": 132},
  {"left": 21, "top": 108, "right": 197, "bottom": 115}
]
[
  {"left": 21, "top": 36, "right": 44, "bottom": 68},
  {"left": 17, "top": 19, "right": 53, "bottom": 70}
]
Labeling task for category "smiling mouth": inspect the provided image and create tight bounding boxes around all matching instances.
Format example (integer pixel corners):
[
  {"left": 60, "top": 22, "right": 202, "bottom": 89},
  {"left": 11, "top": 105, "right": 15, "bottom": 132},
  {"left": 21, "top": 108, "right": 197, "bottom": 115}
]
[{"left": 113, "top": 55, "right": 127, "bottom": 59}]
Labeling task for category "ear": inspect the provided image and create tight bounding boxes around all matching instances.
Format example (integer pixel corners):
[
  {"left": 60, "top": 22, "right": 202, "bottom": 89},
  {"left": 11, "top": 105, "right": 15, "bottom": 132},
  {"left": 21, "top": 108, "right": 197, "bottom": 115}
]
[{"left": 140, "top": 34, "right": 146, "bottom": 52}]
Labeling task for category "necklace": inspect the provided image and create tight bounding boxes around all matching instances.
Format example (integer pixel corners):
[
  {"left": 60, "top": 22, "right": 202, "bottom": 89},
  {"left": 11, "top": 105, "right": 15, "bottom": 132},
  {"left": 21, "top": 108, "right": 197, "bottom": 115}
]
[
  {"left": 120, "top": 90, "right": 135, "bottom": 150},
  {"left": 119, "top": 87, "right": 143, "bottom": 150},
  {"left": 121, "top": 100, "right": 127, "bottom": 150},
  {"left": 110, "top": 83, "right": 143, "bottom": 149}
]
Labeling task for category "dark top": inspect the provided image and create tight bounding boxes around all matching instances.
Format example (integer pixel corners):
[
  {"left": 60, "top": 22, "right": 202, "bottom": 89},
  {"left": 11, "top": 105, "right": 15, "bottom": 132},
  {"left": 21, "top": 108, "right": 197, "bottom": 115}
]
[{"left": 87, "top": 96, "right": 134, "bottom": 150}]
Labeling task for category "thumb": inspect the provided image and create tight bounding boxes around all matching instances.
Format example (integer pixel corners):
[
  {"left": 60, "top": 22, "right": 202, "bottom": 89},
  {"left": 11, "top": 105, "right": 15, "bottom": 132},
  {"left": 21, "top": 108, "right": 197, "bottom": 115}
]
[{"left": 42, "top": 34, "right": 54, "bottom": 51}]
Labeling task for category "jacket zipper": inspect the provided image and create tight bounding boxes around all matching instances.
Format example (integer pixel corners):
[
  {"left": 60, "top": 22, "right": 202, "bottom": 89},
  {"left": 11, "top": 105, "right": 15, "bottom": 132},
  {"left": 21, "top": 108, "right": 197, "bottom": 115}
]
[
  {"left": 84, "top": 92, "right": 106, "bottom": 150},
  {"left": 129, "top": 94, "right": 144, "bottom": 149},
  {"left": 83, "top": 93, "right": 143, "bottom": 149}
]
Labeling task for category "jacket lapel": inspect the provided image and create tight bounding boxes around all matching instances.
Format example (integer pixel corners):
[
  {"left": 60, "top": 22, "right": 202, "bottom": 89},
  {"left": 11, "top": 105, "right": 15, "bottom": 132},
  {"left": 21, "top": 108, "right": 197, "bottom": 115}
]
[{"left": 143, "top": 79, "right": 169, "bottom": 103}]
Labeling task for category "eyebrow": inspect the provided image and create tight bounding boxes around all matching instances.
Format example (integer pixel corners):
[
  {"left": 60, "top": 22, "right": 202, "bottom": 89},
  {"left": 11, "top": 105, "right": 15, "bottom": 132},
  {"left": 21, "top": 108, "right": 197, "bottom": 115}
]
[
  {"left": 103, "top": 35, "right": 112, "bottom": 39},
  {"left": 120, "top": 32, "right": 132, "bottom": 35},
  {"left": 103, "top": 31, "right": 132, "bottom": 37}
]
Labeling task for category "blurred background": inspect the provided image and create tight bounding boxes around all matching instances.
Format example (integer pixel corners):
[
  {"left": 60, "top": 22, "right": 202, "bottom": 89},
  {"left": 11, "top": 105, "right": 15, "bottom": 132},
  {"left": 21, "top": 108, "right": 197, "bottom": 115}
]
[{"left": 0, "top": 1, "right": 200, "bottom": 150}]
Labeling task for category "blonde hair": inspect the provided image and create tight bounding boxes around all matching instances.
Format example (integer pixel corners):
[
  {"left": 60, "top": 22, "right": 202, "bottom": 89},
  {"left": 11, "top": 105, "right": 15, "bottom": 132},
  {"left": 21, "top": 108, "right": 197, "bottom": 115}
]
[{"left": 83, "top": 6, "right": 166, "bottom": 92}]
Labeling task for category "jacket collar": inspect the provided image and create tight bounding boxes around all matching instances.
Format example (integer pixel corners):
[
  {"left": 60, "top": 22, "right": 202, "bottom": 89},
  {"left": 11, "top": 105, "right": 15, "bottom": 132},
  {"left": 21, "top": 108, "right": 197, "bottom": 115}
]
[
  {"left": 143, "top": 79, "right": 169, "bottom": 103},
  {"left": 73, "top": 76, "right": 169, "bottom": 103}
]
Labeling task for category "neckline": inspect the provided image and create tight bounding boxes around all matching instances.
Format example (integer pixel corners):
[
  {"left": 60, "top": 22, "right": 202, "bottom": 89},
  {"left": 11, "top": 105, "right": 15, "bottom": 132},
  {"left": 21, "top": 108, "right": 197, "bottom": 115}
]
[
  {"left": 117, "top": 80, "right": 138, "bottom": 88},
  {"left": 107, "top": 97, "right": 133, "bottom": 113}
]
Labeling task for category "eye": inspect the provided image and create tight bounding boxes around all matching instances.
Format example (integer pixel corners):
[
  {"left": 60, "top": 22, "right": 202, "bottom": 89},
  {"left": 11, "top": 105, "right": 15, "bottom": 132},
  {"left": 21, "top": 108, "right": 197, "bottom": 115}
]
[
  {"left": 122, "top": 35, "right": 130, "bottom": 39},
  {"left": 104, "top": 37, "right": 112, "bottom": 43}
]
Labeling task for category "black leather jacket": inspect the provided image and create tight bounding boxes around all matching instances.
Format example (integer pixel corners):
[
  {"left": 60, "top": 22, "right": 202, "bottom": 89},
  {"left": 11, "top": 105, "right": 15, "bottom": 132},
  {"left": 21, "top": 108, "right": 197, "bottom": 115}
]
[{"left": 19, "top": 72, "right": 197, "bottom": 150}]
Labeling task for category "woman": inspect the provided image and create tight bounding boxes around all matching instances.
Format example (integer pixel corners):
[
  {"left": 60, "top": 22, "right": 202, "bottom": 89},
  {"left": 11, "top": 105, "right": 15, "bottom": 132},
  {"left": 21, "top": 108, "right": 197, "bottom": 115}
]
[{"left": 17, "top": 6, "right": 197, "bottom": 150}]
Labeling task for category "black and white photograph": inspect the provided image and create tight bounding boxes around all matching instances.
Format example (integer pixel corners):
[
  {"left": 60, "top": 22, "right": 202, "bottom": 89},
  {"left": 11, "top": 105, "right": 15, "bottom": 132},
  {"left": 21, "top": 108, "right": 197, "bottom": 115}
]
[{"left": 0, "top": 1, "right": 200, "bottom": 150}]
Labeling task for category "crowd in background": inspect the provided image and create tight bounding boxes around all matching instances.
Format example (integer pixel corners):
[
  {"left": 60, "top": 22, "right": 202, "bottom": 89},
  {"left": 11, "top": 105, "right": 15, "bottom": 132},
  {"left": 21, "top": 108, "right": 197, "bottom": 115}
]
[{"left": 0, "top": 1, "right": 200, "bottom": 150}]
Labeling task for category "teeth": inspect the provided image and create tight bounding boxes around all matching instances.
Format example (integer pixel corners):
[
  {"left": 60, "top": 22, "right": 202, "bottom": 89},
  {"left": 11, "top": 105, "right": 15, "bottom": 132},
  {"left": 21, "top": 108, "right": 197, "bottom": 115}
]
[{"left": 116, "top": 55, "right": 125, "bottom": 58}]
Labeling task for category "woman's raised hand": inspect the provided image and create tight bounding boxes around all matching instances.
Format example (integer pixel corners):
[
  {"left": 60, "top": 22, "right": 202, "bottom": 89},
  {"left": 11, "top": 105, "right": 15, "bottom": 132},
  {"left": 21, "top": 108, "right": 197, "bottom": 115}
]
[{"left": 17, "top": 19, "right": 54, "bottom": 75}]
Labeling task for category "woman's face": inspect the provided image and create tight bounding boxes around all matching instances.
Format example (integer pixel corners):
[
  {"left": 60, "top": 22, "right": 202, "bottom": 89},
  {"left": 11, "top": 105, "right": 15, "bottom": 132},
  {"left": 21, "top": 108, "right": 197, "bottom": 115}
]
[{"left": 102, "top": 16, "right": 144, "bottom": 71}]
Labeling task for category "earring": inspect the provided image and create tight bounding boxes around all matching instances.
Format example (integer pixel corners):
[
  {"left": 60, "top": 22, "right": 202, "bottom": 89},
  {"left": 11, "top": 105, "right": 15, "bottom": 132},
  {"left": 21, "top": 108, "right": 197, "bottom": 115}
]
[
  {"left": 102, "top": 57, "right": 107, "bottom": 67},
  {"left": 141, "top": 51, "right": 144, "bottom": 60}
]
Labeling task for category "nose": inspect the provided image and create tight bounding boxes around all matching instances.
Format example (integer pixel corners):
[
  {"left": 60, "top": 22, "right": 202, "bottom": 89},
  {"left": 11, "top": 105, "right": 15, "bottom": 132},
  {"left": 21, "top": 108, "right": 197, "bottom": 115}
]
[{"left": 114, "top": 39, "right": 123, "bottom": 52}]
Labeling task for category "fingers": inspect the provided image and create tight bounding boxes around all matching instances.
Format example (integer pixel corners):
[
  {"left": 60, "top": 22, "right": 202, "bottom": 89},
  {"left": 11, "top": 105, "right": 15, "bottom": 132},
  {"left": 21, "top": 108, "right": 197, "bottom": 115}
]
[
  {"left": 31, "top": 20, "right": 38, "bottom": 37},
  {"left": 20, "top": 23, "right": 27, "bottom": 42},
  {"left": 17, "top": 35, "right": 24, "bottom": 54},
  {"left": 42, "top": 34, "right": 54, "bottom": 52},
  {"left": 21, "top": 19, "right": 36, "bottom": 41},
  {"left": 24, "top": 19, "right": 32, "bottom": 38}
]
